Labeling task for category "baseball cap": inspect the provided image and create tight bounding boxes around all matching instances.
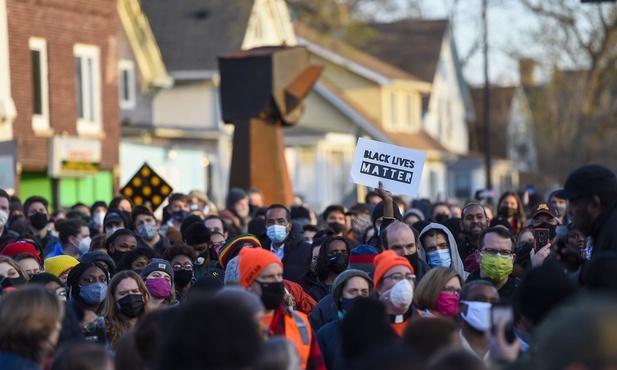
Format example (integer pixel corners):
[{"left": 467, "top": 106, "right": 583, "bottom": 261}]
[
  {"left": 346, "top": 203, "right": 371, "bottom": 216},
  {"left": 555, "top": 164, "right": 617, "bottom": 200},
  {"left": 530, "top": 203, "right": 558, "bottom": 219}
]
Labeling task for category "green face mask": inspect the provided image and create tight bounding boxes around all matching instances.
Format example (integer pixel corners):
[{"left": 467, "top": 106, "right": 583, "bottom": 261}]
[{"left": 480, "top": 254, "right": 513, "bottom": 282}]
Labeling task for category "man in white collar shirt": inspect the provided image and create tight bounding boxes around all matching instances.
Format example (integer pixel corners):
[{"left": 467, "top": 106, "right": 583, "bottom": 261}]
[{"left": 458, "top": 280, "right": 499, "bottom": 361}]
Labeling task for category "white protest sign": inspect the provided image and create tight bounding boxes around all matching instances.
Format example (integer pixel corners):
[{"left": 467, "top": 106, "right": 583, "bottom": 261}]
[{"left": 349, "top": 138, "right": 426, "bottom": 197}]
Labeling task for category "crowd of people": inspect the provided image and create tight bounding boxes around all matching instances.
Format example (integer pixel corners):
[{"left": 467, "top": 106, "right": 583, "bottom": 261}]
[{"left": 1, "top": 163, "right": 617, "bottom": 370}]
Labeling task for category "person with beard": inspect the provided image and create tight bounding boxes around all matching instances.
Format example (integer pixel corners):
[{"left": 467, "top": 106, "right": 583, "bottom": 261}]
[
  {"left": 219, "top": 188, "right": 250, "bottom": 236},
  {"left": 104, "top": 229, "right": 138, "bottom": 266},
  {"left": 457, "top": 280, "right": 499, "bottom": 361},
  {"left": 467, "top": 226, "right": 519, "bottom": 303},
  {"left": 23, "top": 195, "right": 59, "bottom": 257},
  {"left": 259, "top": 204, "right": 312, "bottom": 284},
  {"left": 381, "top": 221, "right": 430, "bottom": 283},
  {"left": 458, "top": 203, "right": 490, "bottom": 270},
  {"left": 132, "top": 205, "right": 171, "bottom": 256},
  {"left": 161, "top": 242, "right": 196, "bottom": 302},
  {"left": 66, "top": 262, "right": 110, "bottom": 344},
  {"left": 308, "top": 236, "right": 351, "bottom": 302},
  {"left": 373, "top": 250, "right": 416, "bottom": 336},
  {"left": 239, "top": 247, "right": 325, "bottom": 370},
  {"left": 103, "top": 270, "right": 151, "bottom": 350}
]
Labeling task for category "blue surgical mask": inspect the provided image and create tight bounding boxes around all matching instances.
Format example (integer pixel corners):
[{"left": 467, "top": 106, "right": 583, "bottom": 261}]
[
  {"left": 267, "top": 225, "right": 288, "bottom": 243},
  {"left": 79, "top": 282, "right": 108, "bottom": 305},
  {"left": 427, "top": 249, "right": 451, "bottom": 268}
]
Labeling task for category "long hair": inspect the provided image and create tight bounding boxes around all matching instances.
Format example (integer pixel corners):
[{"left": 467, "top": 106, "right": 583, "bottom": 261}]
[
  {"left": 413, "top": 267, "right": 463, "bottom": 311},
  {"left": 103, "top": 270, "right": 151, "bottom": 349},
  {"left": 497, "top": 191, "right": 526, "bottom": 234},
  {"left": 0, "top": 286, "right": 64, "bottom": 364},
  {"left": 0, "top": 255, "right": 29, "bottom": 283},
  {"left": 314, "top": 236, "right": 350, "bottom": 282}
]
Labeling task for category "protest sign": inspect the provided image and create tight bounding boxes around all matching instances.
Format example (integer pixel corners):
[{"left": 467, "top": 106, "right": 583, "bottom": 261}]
[{"left": 349, "top": 138, "right": 426, "bottom": 197}]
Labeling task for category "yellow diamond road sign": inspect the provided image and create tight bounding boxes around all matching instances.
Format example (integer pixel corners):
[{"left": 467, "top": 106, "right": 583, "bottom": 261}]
[{"left": 121, "top": 163, "right": 173, "bottom": 211}]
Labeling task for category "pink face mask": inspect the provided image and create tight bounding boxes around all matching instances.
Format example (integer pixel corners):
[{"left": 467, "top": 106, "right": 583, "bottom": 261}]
[{"left": 435, "top": 292, "right": 460, "bottom": 317}]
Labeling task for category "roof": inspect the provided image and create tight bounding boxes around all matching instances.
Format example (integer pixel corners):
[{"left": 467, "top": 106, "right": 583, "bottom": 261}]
[
  {"left": 293, "top": 22, "right": 424, "bottom": 83},
  {"left": 141, "top": 0, "right": 254, "bottom": 72},
  {"left": 365, "top": 19, "right": 449, "bottom": 83},
  {"left": 469, "top": 86, "right": 517, "bottom": 159}
]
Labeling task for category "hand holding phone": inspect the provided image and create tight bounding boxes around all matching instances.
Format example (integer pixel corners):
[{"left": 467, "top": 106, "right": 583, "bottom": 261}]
[{"left": 534, "top": 228, "right": 549, "bottom": 252}]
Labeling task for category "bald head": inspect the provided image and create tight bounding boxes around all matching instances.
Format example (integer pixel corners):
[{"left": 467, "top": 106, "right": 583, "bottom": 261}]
[{"left": 383, "top": 221, "right": 418, "bottom": 257}]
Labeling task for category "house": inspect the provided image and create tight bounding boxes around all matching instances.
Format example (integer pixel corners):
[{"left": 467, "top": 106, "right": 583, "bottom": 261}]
[
  {"left": 2, "top": 0, "right": 120, "bottom": 208},
  {"left": 118, "top": 0, "right": 296, "bottom": 207}
]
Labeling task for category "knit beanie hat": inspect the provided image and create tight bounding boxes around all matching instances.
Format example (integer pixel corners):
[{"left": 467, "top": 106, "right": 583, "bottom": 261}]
[
  {"left": 373, "top": 250, "right": 414, "bottom": 288},
  {"left": 332, "top": 269, "right": 374, "bottom": 311},
  {"left": 184, "top": 223, "right": 211, "bottom": 246},
  {"left": 218, "top": 234, "right": 261, "bottom": 269},
  {"left": 180, "top": 215, "right": 204, "bottom": 241},
  {"left": 227, "top": 188, "right": 248, "bottom": 209},
  {"left": 44, "top": 255, "right": 80, "bottom": 277},
  {"left": 404, "top": 208, "right": 425, "bottom": 222},
  {"left": 1, "top": 241, "right": 41, "bottom": 264},
  {"left": 238, "top": 247, "right": 282, "bottom": 289},
  {"left": 224, "top": 256, "right": 240, "bottom": 284},
  {"left": 348, "top": 245, "right": 379, "bottom": 274},
  {"left": 371, "top": 201, "right": 403, "bottom": 226},
  {"left": 141, "top": 258, "right": 175, "bottom": 285}
]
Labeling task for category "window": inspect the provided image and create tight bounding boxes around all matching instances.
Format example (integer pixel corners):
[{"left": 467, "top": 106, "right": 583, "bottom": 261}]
[
  {"left": 118, "top": 60, "right": 135, "bottom": 110},
  {"left": 29, "top": 38, "right": 49, "bottom": 131},
  {"left": 74, "top": 44, "right": 102, "bottom": 134},
  {"left": 389, "top": 91, "right": 397, "bottom": 130},
  {"left": 455, "top": 172, "right": 471, "bottom": 199},
  {"left": 405, "top": 94, "right": 413, "bottom": 131}
]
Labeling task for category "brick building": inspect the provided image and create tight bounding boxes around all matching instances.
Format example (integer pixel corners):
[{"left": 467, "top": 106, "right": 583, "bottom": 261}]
[{"left": 3, "top": 0, "right": 120, "bottom": 208}]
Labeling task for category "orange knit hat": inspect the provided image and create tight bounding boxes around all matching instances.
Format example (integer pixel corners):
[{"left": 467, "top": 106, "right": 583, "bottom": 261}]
[
  {"left": 238, "top": 247, "right": 283, "bottom": 289},
  {"left": 373, "top": 250, "right": 414, "bottom": 288}
]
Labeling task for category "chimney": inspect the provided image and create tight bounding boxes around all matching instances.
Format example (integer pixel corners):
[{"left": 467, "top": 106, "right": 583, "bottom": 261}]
[{"left": 519, "top": 58, "right": 535, "bottom": 87}]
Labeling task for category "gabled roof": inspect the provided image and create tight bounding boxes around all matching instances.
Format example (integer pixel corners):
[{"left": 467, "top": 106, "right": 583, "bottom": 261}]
[
  {"left": 141, "top": 0, "right": 254, "bottom": 72},
  {"left": 469, "top": 86, "right": 517, "bottom": 159},
  {"left": 365, "top": 19, "right": 449, "bottom": 83},
  {"left": 293, "top": 22, "right": 425, "bottom": 85}
]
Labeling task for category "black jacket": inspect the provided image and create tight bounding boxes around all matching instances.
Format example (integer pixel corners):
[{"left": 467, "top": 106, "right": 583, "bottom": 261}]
[
  {"left": 259, "top": 224, "right": 311, "bottom": 285},
  {"left": 309, "top": 293, "right": 338, "bottom": 332},
  {"left": 591, "top": 200, "right": 617, "bottom": 257},
  {"left": 466, "top": 269, "right": 520, "bottom": 304}
]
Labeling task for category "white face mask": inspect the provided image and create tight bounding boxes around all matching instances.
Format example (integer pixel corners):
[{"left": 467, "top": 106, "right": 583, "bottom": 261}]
[
  {"left": 460, "top": 300, "right": 492, "bottom": 332},
  {"left": 78, "top": 236, "right": 92, "bottom": 254},
  {"left": 93, "top": 211, "right": 106, "bottom": 227},
  {"left": 388, "top": 279, "right": 414, "bottom": 311},
  {"left": 0, "top": 209, "right": 7, "bottom": 229},
  {"left": 106, "top": 227, "right": 120, "bottom": 236}
]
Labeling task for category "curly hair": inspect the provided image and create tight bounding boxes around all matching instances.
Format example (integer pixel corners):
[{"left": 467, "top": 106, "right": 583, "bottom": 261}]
[
  {"left": 161, "top": 241, "right": 196, "bottom": 263},
  {"left": 314, "top": 236, "right": 350, "bottom": 282}
]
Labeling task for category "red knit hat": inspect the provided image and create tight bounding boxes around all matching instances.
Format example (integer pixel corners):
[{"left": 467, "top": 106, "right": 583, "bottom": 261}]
[
  {"left": 373, "top": 250, "right": 414, "bottom": 288},
  {"left": 1, "top": 241, "right": 41, "bottom": 264},
  {"left": 238, "top": 247, "right": 282, "bottom": 289}
]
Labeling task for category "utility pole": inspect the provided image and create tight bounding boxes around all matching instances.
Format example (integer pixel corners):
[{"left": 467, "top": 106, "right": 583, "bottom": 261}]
[{"left": 482, "top": 0, "right": 492, "bottom": 201}]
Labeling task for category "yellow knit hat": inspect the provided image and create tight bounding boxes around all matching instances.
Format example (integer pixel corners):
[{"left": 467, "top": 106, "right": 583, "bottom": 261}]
[{"left": 44, "top": 255, "right": 80, "bottom": 277}]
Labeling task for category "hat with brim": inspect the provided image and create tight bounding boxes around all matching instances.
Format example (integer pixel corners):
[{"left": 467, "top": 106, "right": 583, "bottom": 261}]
[{"left": 554, "top": 164, "right": 617, "bottom": 200}]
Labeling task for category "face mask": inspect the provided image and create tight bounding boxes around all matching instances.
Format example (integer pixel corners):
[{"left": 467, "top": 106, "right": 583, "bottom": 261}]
[
  {"left": 460, "top": 300, "right": 492, "bottom": 332},
  {"left": 174, "top": 269, "right": 194, "bottom": 288},
  {"left": 535, "top": 222, "right": 557, "bottom": 241},
  {"left": 116, "top": 294, "right": 145, "bottom": 318},
  {"left": 29, "top": 212, "right": 48, "bottom": 230},
  {"left": 436, "top": 292, "right": 460, "bottom": 317},
  {"left": 106, "top": 227, "right": 120, "bottom": 236},
  {"left": 111, "top": 249, "right": 127, "bottom": 264},
  {"left": 172, "top": 210, "right": 190, "bottom": 222},
  {"left": 79, "top": 283, "right": 107, "bottom": 305},
  {"left": 427, "top": 249, "right": 451, "bottom": 268},
  {"left": 340, "top": 296, "right": 363, "bottom": 313},
  {"left": 390, "top": 279, "right": 413, "bottom": 311},
  {"left": 328, "top": 222, "right": 346, "bottom": 235},
  {"left": 351, "top": 214, "right": 371, "bottom": 234},
  {"left": 552, "top": 203, "right": 567, "bottom": 218},
  {"left": 137, "top": 224, "right": 158, "bottom": 241},
  {"left": 0, "top": 210, "right": 8, "bottom": 229},
  {"left": 480, "top": 254, "right": 513, "bottom": 282},
  {"left": 145, "top": 278, "right": 171, "bottom": 299},
  {"left": 78, "top": 236, "right": 92, "bottom": 254},
  {"left": 328, "top": 253, "right": 348, "bottom": 274},
  {"left": 93, "top": 212, "right": 105, "bottom": 227},
  {"left": 267, "top": 225, "right": 288, "bottom": 243},
  {"left": 499, "top": 206, "right": 517, "bottom": 218},
  {"left": 214, "top": 245, "right": 224, "bottom": 255},
  {"left": 258, "top": 281, "right": 285, "bottom": 310},
  {"left": 404, "top": 253, "right": 419, "bottom": 267},
  {"left": 310, "top": 259, "right": 317, "bottom": 273},
  {"left": 434, "top": 214, "right": 450, "bottom": 223},
  {"left": 1, "top": 276, "right": 26, "bottom": 289}
]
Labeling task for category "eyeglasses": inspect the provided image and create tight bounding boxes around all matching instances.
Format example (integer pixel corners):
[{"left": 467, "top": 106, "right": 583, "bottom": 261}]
[
  {"left": 84, "top": 317, "right": 105, "bottom": 333},
  {"left": 442, "top": 286, "right": 461, "bottom": 295},
  {"left": 173, "top": 263, "right": 194, "bottom": 270},
  {"left": 481, "top": 248, "right": 513, "bottom": 257},
  {"left": 383, "top": 273, "right": 416, "bottom": 284}
]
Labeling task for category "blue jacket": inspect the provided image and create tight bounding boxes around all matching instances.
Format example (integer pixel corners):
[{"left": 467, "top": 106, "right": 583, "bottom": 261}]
[
  {"left": 0, "top": 353, "right": 40, "bottom": 370},
  {"left": 316, "top": 320, "right": 343, "bottom": 370},
  {"left": 309, "top": 293, "right": 338, "bottom": 332}
]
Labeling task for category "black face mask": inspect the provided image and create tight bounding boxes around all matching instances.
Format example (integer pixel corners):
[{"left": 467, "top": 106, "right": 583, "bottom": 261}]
[
  {"left": 258, "top": 281, "right": 285, "bottom": 310},
  {"left": 535, "top": 222, "right": 557, "bottom": 241},
  {"left": 328, "top": 222, "right": 346, "bottom": 235},
  {"left": 29, "top": 213, "right": 48, "bottom": 230},
  {"left": 404, "top": 252, "right": 419, "bottom": 268},
  {"left": 1, "top": 275, "right": 26, "bottom": 289},
  {"left": 328, "top": 253, "right": 348, "bottom": 274},
  {"left": 111, "top": 249, "right": 128, "bottom": 264},
  {"left": 116, "top": 294, "right": 145, "bottom": 318},
  {"left": 172, "top": 211, "right": 190, "bottom": 222},
  {"left": 434, "top": 214, "right": 450, "bottom": 223},
  {"left": 174, "top": 269, "right": 194, "bottom": 288},
  {"left": 499, "top": 206, "right": 517, "bottom": 218}
]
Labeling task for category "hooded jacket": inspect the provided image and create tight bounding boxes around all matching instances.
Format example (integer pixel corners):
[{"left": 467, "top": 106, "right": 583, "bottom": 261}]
[{"left": 418, "top": 223, "right": 469, "bottom": 280}]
